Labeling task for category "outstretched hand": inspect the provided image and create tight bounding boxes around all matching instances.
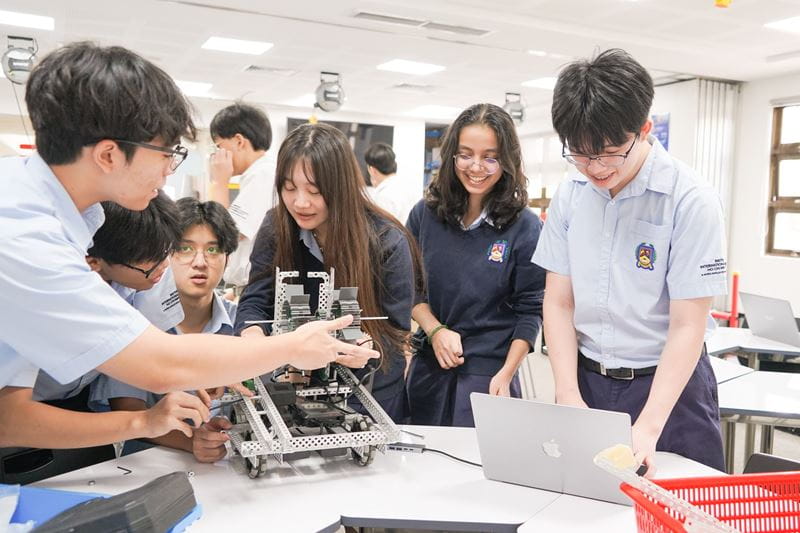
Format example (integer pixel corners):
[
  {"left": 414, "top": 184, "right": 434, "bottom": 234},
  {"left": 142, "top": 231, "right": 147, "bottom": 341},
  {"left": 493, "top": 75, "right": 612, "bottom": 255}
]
[{"left": 288, "top": 315, "right": 380, "bottom": 370}]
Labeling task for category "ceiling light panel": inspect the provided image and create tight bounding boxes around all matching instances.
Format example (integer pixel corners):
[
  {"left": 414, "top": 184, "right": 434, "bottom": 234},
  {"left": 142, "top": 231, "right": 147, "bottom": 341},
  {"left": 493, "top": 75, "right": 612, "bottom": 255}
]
[
  {"left": 377, "top": 59, "right": 446, "bottom": 75},
  {"left": 765, "top": 16, "right": 800, "bottom": 34},
  {"left": 175, "top": 80, "right": 213, "bottom": 96},
  {"left": 0, "top": 9, "right": 54, "bottom": 30},
  {"left": 202, "top": 36, "right": 273, "bottom": 55}
]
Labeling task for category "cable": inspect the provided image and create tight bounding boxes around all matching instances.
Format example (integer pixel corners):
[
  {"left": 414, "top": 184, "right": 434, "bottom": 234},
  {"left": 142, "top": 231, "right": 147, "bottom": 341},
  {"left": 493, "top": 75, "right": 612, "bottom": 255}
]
[
  {"left": 422, "top": 447, "right": 482, "bottom": 468},
  {"left": 11, "top": 83, "right": 30, "bottom": 139}
]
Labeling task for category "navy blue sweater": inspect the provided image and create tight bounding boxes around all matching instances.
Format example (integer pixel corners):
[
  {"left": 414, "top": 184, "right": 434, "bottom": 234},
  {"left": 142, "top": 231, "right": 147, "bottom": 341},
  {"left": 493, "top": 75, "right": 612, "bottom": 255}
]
[
  {"left": 407, "top": 201, "right": 545, "bottom": 376},
  {"left": 235, "top": 210, "right": 414, "bottom": 407}
]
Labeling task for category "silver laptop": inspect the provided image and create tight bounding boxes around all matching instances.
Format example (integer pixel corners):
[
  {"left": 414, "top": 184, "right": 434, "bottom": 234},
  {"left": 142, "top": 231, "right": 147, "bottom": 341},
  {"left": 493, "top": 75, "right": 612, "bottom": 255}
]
[
  {"left": 471, "top": 393, "right": 632, "bottom": 505},
  {"left": 739, "top": 292, "right": 800, "bottom": 347}
]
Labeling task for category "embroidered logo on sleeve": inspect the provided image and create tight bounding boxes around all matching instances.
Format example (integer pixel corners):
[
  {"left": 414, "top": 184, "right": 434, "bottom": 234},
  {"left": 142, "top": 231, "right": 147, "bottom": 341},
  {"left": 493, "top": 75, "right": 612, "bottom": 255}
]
[
  {"left": 635, "top": 243, "right": 656, "bottom": 270},
  {"left": 700, "top": 258, "right": 727, "bottom": 277},
  {"left": 487, "top": 240, "right": 509, "bottom": 263}
]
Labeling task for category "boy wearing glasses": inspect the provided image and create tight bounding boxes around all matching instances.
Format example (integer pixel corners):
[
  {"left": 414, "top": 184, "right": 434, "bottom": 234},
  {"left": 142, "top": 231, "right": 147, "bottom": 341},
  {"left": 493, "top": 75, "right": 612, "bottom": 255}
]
[
  {"left": 532, "top": 49, "right": 728, "bottom": 473},
  {"left": 0, "top": 42, "right": 377, "bottom": 450},
  {"left": 32, "top": 190, "right": 184, "bottom": 407},
  {"left": 92, "top": 198, "right": 239, "bottom": 462}
]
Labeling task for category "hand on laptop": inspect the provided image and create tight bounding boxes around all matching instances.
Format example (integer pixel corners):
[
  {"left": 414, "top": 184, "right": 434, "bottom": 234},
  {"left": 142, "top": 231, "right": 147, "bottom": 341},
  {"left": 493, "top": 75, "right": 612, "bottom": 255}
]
[
  {"left": 432, "top": 328, "right": 464, "bottom": 369},
  {"left": 555, "top": 391, "right": 589, "bottom": 410},
  {"left": 632, "top": 421, "right": 659, "bottom": 478}
]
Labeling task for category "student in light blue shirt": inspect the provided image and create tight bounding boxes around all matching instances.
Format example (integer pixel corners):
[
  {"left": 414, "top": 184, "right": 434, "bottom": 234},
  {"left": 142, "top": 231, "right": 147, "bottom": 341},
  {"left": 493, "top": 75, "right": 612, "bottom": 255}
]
[
  {"left": 0, "top": 42, "right": 377, "bottom": 450},
  {"left": 92, "top": 199, "right": 241, "bottom": 462},
  {"left": 33, "top": 191, "right": 185, "bottom": 407},
  {"left": 532, "top": 49, "right": 728, "bottom": 473}
]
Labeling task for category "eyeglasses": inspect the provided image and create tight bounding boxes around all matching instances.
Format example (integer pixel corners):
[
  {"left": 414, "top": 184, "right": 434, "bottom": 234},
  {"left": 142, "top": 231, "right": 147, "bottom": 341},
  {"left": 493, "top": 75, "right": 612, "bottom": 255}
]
[
  {"left": 120, "top": 251, "right": 170, "bottom": 279},
  {"left": 453, "top": 154, "right": 500, "bottom": 174},
  {"left": 562, "top": 136, "right": 637, "bottom": 168},
  {"left": 112, "top": 140, "right": 189, "bottom": 172},
  {"left": 172, "top": 245, "right": 225, "bottom": 264}
]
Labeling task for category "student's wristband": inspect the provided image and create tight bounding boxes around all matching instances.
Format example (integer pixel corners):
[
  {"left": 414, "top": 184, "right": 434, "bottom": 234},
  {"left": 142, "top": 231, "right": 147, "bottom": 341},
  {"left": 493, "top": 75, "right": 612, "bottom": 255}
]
[{"left": 427, "top": 324, "right": 449, "bottom": 343}]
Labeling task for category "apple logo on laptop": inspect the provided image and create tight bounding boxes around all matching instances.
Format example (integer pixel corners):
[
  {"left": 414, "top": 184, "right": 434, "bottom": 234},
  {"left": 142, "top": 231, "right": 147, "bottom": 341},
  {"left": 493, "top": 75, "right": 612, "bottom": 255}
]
[{"left": 542, "top": 439, "right": 562, "bottom": 458}]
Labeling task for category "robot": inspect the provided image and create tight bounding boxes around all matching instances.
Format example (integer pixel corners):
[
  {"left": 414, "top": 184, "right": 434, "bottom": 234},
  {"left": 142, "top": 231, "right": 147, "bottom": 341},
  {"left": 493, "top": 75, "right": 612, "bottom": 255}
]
[{"left": 223, "top": 268, "right": 400, "bottom": 478}]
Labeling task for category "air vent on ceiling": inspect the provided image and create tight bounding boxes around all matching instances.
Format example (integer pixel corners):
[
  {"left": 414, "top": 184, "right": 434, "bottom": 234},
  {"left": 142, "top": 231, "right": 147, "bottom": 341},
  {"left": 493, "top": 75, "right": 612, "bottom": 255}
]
[
  {"left": 353, "top": 11, "right": 425, "bottom": 27},
  {"left": 767, "top": 49, "right": 800, "bottom": 63},
  {"left": 421, "top": 21, "right": 490, "bottom": 36},
  {"left": 392, "top": 83, "right": 436, "bottom": 94},
  {"left": 243, "top": 65, "right": 298, "bottom": 77},
  {"left": 354, "top": 11, "right": 490, "bottom": 37}
]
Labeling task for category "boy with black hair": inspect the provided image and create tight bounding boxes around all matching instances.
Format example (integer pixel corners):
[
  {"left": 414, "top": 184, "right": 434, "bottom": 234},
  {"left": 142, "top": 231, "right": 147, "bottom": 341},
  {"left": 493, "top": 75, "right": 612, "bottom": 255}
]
[
  {"left": 364, "top": 142, "right": 419, "bottom": 225},
  {"left": 33, "top": 191, "right": 184, "bottom": 406},
  {"left": 0, "top": 42, "right": 376, "bottom": 449},
  {"left": 92, "top": 199, "right": 241, "bottom": 462},
  {"left": 532, "top": 49, "right": 728, "bottom": 473},
  {"left": 208, "top": 102, "right": 275, "bottom": 288}
]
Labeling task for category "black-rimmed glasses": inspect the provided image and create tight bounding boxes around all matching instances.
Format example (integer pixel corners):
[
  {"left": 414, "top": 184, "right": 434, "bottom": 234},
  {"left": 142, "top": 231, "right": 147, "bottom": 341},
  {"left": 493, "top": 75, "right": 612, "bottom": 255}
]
[
  {"left": 112, "top": 140, "right": 188, "bottom": 172},
  {"left": 562, "top": 136, "right": 637, "bottom": 168},
  {"left": 120, "top": 251, "right": 170, "bottom": 279}
]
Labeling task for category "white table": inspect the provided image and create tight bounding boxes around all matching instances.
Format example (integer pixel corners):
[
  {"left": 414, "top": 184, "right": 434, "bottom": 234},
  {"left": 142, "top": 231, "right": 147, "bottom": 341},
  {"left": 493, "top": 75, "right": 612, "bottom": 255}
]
[
  {"left": 517, "top": 453, "right": 722, "bottom": 533},
  {"left": 33, "top": 426, "right": 560, "bottom": 533},
  {"left": 718, "top": 370, "right": 800, "bottom": 473},
  {"left": 30, "top": 425, "right": 719, "bottom": 533},
  {"left": 706, "top": 327, "right": 800, "bottom": 369},
  {"left": 708, "top": 354, "right": 754, "bottom": 384}
]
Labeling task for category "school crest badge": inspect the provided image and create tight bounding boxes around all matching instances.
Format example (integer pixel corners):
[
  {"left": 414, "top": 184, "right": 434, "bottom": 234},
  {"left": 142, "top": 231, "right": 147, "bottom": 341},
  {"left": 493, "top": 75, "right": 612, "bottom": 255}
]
[
  {"left": 636, "top": 243, "right": 656, "bottom": 270},
  {"left": 488, "top": 240, "right": 509, "bottom": 263}
]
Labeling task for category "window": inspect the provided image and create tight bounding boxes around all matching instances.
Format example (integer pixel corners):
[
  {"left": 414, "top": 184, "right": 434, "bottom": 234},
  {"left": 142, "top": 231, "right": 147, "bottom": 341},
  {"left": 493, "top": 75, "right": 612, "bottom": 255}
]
[{"left": 768, "top": 106, "right": 800, "bottom": 256}]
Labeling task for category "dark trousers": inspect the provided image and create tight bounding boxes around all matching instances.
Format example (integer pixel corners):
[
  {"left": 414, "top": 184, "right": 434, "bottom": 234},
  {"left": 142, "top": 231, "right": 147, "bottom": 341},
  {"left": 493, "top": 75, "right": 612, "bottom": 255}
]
[
  {"left": 578, "top": 353, "right": 725, "bottom": 471},
  {"left": 407, "top": 354, "right": 521, "bottom": 428}
]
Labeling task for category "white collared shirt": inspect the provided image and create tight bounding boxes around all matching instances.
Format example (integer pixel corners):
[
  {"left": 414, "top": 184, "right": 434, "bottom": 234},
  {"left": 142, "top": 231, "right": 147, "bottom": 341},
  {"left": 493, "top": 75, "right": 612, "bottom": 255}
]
[
  {"left": 371, "top": 174, "right": 421, "bottom": 225},
  {"left": 461, "top": 208, "right": 494, "bottom": 231},
  {"left": 224, "top": 152, "right": 276, "bottom": 286}
]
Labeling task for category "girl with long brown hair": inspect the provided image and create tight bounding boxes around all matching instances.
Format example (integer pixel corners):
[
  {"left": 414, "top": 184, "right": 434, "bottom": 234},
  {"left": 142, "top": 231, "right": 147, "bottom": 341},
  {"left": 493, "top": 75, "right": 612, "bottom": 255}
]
[{"left": 235, "top": 123, "right": 420, "bottom": 421}]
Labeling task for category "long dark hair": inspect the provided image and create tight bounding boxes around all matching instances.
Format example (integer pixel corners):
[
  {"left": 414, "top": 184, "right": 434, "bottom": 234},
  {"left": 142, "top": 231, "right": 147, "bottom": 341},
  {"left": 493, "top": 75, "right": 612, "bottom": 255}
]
[
  {"left": 426, "top": 103, "right": 528, "bottom": 229},
  {"left": 271, "top": 123, "right": 423, "bottom": 369}
]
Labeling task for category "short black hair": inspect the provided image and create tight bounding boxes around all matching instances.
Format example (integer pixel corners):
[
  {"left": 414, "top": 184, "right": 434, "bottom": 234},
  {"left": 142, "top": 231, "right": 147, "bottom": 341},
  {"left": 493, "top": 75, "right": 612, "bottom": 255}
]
[
  {"left": 26, "top": 41, "right": 197, "bottom": 165},
  {"left": 551, "top": 48, "right": 654, "bottom": 154},
  {"left": 364, "top": 142, "right": 397, "bottom": 175},
  {"left": 88, "top": 190, "right": 181, "bottom": 265},
  {"left": 209, "top": 102, "right": 272, "bottom": 151},
  {"left": 175, "top": 198, "right": 239, "bottom": 255}
]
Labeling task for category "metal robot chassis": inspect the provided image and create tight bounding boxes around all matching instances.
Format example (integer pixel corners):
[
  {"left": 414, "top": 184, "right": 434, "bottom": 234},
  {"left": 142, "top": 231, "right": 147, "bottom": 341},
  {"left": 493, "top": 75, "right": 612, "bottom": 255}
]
[{"left": 224, "top": 268, "right": 400, "bottom": 478}]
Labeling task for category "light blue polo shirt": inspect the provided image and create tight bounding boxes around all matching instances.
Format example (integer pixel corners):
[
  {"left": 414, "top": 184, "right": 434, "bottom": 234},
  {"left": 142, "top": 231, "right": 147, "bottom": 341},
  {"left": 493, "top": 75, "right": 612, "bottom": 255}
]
[
  {"left": 0, "top": 154, "right": 150, "bottom": 389},
  {"left": 532, "top": 138, "right": 728, "bottom": 368},
  {"left": 32, "top": 268, "right": 185, "bottom": 401},
  {"left": 89, "top": 292, "right": 236, "bottom": 410}
]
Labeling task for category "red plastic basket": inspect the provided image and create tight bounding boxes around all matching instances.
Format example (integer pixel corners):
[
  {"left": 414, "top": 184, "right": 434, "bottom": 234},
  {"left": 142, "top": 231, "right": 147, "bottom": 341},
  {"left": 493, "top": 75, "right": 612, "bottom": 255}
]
[{"left": 621, "top": 471, "right": 800, "bottom": 532}]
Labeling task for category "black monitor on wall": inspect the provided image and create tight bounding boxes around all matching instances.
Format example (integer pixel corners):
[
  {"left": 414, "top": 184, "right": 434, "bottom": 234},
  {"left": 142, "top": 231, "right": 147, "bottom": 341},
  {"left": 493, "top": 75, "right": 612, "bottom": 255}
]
[{"left": 287, "top": 118, "right": 394, "bottom": 186}]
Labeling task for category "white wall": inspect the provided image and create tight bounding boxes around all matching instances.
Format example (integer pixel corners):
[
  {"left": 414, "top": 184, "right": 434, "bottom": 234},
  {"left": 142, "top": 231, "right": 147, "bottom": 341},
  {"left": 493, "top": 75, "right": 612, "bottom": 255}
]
[
  {"left": 184, "top": 98, "right": 427, "bottom": 204},
  {"left": 729, "top": 72, "right": 800, "bottom": 311},
  {"left": 650, "top": 79, "right": 700, "bottom": 166},
  {"left": 515, "top": 80, "right": 702, "bottom": 206}
]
